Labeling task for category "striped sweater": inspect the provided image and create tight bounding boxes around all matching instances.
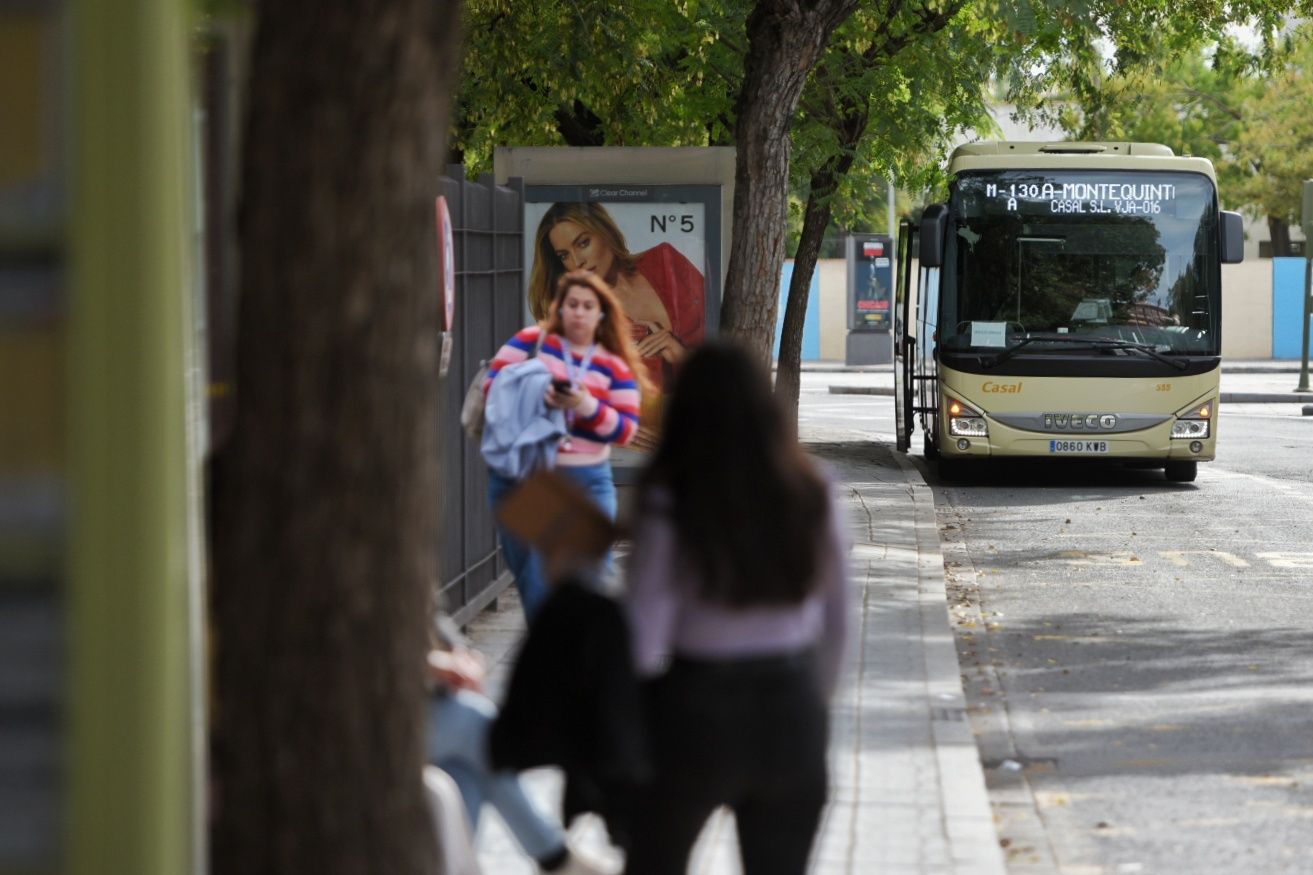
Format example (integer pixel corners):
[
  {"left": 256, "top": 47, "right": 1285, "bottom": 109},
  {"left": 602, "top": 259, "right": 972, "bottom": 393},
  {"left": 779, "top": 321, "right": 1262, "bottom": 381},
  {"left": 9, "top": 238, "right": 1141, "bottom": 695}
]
[{"left": 484, "top": 326, "right": 640, "bottom": 466}]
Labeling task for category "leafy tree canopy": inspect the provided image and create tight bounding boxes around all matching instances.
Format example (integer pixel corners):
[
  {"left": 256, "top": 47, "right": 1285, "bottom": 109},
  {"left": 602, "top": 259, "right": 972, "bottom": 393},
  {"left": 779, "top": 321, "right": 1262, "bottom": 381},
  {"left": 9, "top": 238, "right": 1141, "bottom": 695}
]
[
  {"left": 454, "top": 0, "right": 746, "bottom": 167},
  {"left": 1231, "top": 25, "right": 1313, "bottom": 227},
  {"left": 457, "top": 0, "right": 1306, "bottom": 216},
  {"left": 1051, "top": 20, "right": 1313, "bottom": 229}
]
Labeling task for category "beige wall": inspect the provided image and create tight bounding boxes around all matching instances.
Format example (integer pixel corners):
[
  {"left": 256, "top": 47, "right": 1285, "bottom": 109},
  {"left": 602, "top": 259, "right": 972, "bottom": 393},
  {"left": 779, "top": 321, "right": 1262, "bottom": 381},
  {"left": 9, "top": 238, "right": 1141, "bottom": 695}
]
[
  {"left": 1222, "top": 259, "right": 1272, "bottom": 359},
  {"left": 818, "top": 258, "right": 847, "bottom": 360},
  {"left": 813, "top": 256, "right": 1275, "bottom": 361}
]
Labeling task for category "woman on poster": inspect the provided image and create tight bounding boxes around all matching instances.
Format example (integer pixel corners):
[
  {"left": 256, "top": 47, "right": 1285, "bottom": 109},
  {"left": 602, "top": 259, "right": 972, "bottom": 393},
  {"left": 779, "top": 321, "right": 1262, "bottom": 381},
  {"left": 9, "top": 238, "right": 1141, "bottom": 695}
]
[{"left": 527, "top": 202, "right": 706, "bottom": 397}]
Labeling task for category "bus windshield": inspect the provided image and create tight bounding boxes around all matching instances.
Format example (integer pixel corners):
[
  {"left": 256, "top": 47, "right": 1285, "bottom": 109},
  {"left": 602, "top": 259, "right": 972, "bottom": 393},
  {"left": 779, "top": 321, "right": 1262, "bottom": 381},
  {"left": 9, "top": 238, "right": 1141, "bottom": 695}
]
[{"left": 940, "top": 169, "right": 1220, "bottom": 357}]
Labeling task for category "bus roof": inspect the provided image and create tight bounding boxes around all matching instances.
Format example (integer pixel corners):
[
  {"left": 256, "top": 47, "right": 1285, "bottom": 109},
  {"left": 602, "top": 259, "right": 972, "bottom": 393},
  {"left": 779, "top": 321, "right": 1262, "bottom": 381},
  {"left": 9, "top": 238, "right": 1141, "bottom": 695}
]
[
  {"left": 952, "top": 141, "right": 1175, "bottom": 158},
  {"left": 948, "top": 141, "right": 1218, "bottom": 181}
]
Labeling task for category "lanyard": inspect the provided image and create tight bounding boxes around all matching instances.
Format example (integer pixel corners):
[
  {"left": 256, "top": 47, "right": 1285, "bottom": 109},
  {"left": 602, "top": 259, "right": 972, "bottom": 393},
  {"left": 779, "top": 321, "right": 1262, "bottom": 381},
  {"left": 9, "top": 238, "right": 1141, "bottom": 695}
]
[
  {"left": 565, "top": 342, "right": 597, "bottom": 389},
  {"left": 563, "top": 340, "right": 598, "bottom": 435}
]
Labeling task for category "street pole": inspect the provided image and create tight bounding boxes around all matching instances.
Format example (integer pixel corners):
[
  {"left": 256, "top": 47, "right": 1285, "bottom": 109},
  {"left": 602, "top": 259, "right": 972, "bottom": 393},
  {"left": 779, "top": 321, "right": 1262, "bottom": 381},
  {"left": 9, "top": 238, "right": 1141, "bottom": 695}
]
[
  {"left": 1298, "top": 180, "right": 1313, "bottom": 393},
  {"left": 887, "top": 175, "right": 897, "bottom": 238}
]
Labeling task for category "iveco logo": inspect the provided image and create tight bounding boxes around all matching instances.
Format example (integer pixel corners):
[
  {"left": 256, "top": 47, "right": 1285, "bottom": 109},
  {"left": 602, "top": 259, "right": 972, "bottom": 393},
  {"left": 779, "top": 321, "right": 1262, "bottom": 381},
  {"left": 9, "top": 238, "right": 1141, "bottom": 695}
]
[{"left": 1044, "top": 413, "right": 1118, "bottom": 430}]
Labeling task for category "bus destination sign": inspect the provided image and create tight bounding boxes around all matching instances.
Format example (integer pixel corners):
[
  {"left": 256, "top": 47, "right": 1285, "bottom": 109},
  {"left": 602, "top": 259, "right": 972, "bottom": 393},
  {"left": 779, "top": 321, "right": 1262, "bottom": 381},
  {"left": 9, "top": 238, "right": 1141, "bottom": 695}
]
[{"left": 985, "top": 180, "right": 1177, "bottom": 216}]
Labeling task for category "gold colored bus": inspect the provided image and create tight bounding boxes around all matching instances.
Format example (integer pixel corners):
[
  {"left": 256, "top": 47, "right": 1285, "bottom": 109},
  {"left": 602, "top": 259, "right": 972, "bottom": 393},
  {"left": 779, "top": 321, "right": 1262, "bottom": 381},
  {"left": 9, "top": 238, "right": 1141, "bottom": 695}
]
[{"left": 895, "top": 141, "right": 1245, "bottom": 482}]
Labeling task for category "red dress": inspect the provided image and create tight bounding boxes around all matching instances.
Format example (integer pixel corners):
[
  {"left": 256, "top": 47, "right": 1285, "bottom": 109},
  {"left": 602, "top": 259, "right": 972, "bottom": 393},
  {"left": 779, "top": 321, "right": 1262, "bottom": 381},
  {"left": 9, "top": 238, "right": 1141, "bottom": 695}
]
[{"left": 629, "top": 242, "right": 707, "bottom": 391}]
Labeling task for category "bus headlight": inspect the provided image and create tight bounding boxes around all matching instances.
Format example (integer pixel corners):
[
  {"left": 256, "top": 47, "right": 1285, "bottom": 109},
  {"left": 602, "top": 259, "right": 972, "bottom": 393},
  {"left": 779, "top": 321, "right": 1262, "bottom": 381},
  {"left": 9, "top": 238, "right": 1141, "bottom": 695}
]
[
  {"left": 946, "top": 395, "right": 988, "bottom": 437},
  {"left": 950, "top": 416, "right": 988, "bottom": 437},
  {"left": 1171, "top": 418, "right": 1209, "bottom": 439},
  {"left": 1171, "top": 401, "right": 1211, "bottom": 439}
]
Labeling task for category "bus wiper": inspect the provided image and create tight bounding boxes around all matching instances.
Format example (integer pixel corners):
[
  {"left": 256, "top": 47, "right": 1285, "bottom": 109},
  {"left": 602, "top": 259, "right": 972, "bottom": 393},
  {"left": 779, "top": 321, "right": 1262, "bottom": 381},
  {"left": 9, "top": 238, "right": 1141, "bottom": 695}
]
[
  {"left": 983, "top": 334, "right": 1189, "bottom": 370},
  {"left": 1086, "top": 339, "right": 1190, "bottom": 370},
  {"left": 982, "top": 334, "right": 1078, "bottom": 367}
]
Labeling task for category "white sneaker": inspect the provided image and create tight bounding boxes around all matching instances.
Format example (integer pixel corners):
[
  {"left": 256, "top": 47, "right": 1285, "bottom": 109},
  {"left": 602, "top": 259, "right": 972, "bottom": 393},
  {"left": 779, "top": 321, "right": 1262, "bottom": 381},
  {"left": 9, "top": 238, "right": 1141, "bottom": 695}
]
[{"left": 551, "top": 841, "right": 622, "bottom": 875}]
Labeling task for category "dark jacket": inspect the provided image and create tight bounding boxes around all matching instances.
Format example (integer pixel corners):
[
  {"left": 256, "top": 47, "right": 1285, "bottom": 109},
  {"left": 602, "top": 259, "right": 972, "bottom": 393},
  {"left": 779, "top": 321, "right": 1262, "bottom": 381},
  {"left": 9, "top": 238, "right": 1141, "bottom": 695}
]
[{"left": 489, "top": 581, "right": 650, "bottom": 845}]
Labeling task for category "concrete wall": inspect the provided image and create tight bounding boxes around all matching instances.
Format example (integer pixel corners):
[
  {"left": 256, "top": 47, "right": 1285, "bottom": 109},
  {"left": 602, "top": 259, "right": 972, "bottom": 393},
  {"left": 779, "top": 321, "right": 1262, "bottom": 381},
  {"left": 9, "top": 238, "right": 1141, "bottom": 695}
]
[
  {"left": 818, "top": 259, "right": 847, "bottom": 360},
  {"left": 810, "top": 256, "right": 1277, "bottom": 361},
  {"left": 775, "top": 258, "right": 850, "bottom": 362},
  {"left": 776, "top": 261, "right": 822, "bottom": 359},
  {"left": 1222, "top": 259, "right": 1272, "bottom": 359},
  {"left": 1270, "top": 257, "right": 1310, "bottom": 359}
]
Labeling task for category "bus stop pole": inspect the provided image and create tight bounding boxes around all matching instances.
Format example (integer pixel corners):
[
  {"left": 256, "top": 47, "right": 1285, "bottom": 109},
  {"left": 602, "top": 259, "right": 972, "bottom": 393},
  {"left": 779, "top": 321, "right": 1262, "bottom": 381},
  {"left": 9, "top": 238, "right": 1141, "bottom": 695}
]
[{"left": 1298, "top": 180, "right": 1313, "bottom": 393}]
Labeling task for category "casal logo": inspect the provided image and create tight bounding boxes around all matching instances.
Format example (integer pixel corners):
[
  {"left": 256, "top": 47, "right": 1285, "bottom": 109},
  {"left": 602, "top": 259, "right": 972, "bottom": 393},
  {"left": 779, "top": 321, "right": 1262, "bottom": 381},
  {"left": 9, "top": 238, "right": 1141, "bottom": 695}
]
[{"left": 981, "top": 381, "right": 1022, "bottom": 394}]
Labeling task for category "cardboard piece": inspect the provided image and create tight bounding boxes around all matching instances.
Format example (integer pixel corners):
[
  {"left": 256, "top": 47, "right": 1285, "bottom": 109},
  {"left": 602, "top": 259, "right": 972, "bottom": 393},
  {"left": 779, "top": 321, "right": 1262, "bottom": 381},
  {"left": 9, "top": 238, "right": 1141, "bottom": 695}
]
[{"left": 495, "top": 471, "right": 618, "bottom": 572}]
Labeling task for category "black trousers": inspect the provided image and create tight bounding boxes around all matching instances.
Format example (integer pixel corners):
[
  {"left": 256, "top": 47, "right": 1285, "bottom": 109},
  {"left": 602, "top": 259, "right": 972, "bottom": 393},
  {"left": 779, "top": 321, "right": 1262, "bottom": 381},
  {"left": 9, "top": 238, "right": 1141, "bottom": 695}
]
[{"left": 625, "top": 652, "right": 829, "bottom": 875}]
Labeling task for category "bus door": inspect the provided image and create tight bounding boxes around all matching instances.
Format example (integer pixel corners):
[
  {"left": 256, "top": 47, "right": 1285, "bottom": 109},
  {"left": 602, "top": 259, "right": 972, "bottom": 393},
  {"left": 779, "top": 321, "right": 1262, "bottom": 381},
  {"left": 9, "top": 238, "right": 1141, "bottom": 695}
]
[
  {"left": 894, "top": 217, "right": 941, "bottom": 454},
  {"left": 916, "top": 260, "right": 941, "bottom": 451},
  {"left": 893, "top": 219, "right": 916, "bottom": 451}
]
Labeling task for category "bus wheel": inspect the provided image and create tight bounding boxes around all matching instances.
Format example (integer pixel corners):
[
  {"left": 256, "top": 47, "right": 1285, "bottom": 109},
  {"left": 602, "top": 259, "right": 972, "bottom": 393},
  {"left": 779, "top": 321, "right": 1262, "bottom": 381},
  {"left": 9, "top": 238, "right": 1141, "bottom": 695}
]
[{"left": 1164, "top": 461, "right": 1197, "bottom": 482}]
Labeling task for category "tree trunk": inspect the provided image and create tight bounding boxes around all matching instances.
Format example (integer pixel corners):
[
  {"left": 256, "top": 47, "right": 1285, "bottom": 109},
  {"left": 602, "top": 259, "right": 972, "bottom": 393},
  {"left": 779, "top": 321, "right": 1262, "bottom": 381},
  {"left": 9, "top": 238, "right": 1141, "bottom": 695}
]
[
  {"left": 1269, "top": 215, "right": 1293, "bottom": 258},
  {"left": 776, "top": 180, "right": 837, "bottom": 422},
  {"left": 210, "top": 2, "right": 461, "bottom": 873},
  {"left": 719, "top": 0, "right": 859, "bottom": 366},
  {"left": 773, "top": 2, "right": 959, "bottom": 416}
]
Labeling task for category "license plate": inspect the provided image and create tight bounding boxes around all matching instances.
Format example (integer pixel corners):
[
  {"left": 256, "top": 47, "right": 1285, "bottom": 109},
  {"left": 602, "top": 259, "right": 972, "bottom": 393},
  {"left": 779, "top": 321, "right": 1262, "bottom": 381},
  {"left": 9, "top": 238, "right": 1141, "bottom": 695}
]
[{"left": 1049, "top": 439, "right": 1108, "bottom": 454}]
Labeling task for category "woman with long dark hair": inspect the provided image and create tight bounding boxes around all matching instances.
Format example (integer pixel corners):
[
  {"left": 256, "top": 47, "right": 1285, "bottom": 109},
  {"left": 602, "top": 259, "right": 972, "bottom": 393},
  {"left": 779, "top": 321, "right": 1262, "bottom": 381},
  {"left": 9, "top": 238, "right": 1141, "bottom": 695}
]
[{"left": 623, "top": 341, "right": 851, "bottom": 875}]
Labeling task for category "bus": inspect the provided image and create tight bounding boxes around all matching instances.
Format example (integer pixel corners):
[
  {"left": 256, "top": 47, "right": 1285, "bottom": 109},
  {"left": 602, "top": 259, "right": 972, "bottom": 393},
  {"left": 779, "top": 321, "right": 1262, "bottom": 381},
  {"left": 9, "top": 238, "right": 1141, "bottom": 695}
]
[{"left": 894, "top": 141, "right": 1245, "bottom": 482}]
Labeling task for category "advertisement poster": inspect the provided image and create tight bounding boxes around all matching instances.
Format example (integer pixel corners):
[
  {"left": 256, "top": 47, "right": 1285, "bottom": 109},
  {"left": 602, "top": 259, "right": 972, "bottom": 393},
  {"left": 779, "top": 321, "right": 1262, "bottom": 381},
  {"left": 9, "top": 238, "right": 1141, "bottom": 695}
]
[
  {"left": 524, "top": 186, "right": 718, "bottom": 448},
  {"left": 850, "top": 234, "right": 894, "bottom": 330}
]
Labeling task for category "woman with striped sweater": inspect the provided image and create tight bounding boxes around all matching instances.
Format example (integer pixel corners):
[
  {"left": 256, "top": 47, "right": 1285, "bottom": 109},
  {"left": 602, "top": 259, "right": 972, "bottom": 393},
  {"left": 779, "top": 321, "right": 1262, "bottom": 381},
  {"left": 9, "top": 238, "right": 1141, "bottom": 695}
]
[{"left": 484, "top": 270, "right": 651, "bottom": 620}]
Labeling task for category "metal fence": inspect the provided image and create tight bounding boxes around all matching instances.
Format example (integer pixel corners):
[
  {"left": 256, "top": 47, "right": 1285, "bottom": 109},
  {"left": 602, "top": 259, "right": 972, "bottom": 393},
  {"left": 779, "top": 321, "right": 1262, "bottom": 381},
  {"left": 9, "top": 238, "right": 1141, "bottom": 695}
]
[{"left": 437, "top": 168, "right": 526, "bottom": 624}]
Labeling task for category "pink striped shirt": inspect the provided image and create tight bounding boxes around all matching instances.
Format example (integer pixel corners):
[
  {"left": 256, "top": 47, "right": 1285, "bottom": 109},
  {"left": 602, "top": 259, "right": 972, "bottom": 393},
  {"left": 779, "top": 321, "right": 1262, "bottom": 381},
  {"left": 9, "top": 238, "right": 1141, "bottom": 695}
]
[{"left": 484, "top": 326, "right": 641, "bottom": 466}]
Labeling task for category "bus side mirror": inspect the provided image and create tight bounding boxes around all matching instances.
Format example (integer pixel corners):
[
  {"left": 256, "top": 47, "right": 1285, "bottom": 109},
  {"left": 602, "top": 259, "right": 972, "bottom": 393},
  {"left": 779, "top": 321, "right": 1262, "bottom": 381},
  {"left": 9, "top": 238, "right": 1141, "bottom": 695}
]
[
  {"left": 919, "top": 203, "right": 949, "bottom": 268},
  {"left": 1220, "top": 210, "right": 1244, "bottom": 264}
]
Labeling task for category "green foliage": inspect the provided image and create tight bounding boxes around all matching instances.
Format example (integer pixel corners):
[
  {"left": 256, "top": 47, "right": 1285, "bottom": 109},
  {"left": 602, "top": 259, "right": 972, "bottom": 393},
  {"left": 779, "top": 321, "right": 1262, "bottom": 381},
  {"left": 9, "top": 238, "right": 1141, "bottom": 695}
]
[
  {"left": 454, "top": 0, "right": 746, "bottom": 170},
  {"left": 997, "top": 0, "right": 1296, "bottom": 126},
  {"left": 789, "top": 1, "right": 1004, "bottom": 234},
  {"left": 454, "top": 0, "right": 1312, "bottom": 231},
  {"left": 1055, "top": 40, "right": 1259, "bottom": 207},
  {"left": 1052, "top": 21, "right": 1313, "bottom": 224},
  {"left": 1231, "top": 26, "right": 1313, "bottom": 225}
]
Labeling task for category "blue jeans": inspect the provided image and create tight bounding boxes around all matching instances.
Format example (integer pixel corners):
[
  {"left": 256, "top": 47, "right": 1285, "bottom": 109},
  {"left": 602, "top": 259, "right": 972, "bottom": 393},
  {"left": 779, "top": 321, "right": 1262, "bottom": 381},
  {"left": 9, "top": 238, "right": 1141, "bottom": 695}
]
[
  {"left": 427, "top": 689, "right": 565, "bottom": 861},
  {"left": 487, "top": 462, "right": 616, "bottom": 622}
]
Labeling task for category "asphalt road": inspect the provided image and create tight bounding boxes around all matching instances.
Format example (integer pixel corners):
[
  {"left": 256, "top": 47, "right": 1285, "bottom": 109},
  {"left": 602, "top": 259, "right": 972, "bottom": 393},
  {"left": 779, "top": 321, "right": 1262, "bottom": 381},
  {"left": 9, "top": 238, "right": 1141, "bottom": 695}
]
[
  {"left": 798, "top": 378, "right": 1313, "bottom": 874},
  {"left": 922, "top": 403, "right": 1313, "bottom": 875}
]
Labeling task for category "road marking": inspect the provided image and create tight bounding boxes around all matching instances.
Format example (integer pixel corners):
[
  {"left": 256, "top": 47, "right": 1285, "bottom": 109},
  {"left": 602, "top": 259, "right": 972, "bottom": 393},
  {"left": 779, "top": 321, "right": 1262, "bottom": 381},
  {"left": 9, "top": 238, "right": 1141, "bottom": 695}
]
[
  {"left": 1235, "top": 775, "right": 1300, "bottom": 787},
  {"left": 1048, "top": 551, "right": 1142, "bottom": 566},
  {"left": 1022, "top": 548, "right": 1313, "bottom": 571},
  {"left": 1206, "top": 465, "right": 1313, "bottom": 504},
  {"left": 1255, "top": 551, "right": 1313, "bottom": 569},
  {"left": 1159, "top": 550, "right": 1249, "bottom": 568}
]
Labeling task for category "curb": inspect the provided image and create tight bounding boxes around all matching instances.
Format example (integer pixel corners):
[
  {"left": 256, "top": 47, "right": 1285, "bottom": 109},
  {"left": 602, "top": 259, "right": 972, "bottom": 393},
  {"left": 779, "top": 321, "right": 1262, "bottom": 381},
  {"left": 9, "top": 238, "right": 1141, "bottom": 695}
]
[
  {"left": 1221, "top": 392, "right": 1313, "bottom": 403},
  {"left": 828, "top": 386, "right": 1313, "bottom": 404},
  {"left": 828, "top": 385, "right": 894, "bottom": 396},
  {"left": 889, "top": 450, "right": 1007, "bottom": 875}
]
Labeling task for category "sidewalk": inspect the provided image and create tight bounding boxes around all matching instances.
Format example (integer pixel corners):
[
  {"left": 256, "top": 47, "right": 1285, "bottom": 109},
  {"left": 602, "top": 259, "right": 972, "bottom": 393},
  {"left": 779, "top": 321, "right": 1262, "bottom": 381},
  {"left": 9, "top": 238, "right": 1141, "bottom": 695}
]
[
  {"left": 814, "top": 358, "right": 1313, "bottom": 404},
  {"left": 461, "top": 427, "right": 1004, "bottom": 872}
]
